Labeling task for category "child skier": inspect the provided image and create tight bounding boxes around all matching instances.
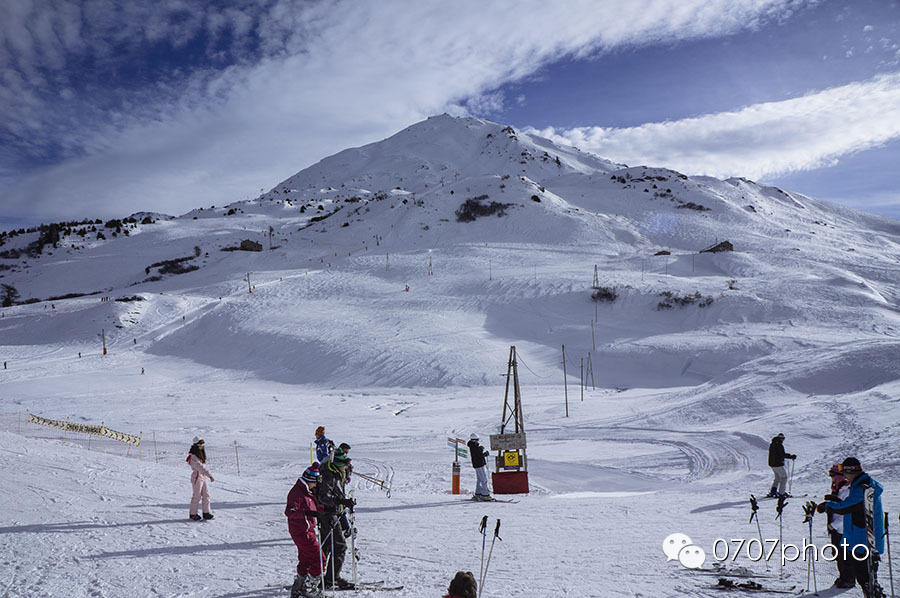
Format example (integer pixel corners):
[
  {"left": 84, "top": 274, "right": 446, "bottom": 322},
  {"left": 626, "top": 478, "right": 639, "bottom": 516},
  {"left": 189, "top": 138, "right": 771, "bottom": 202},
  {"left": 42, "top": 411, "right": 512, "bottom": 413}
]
[
  {"left": 186, "top": 437, "right": 214, "bottom": 521},
  {"left": 286, "top": 465, "right": 325, "bottom": 598},
  {"left": 467, "top": 433, "right": 492, "bottom": 501},
  {"left": 767, "top": 433, "right": 796, "bottom": 498},
  {"left": 822, "top": 464, "right": 854, "bottom": 588},
  {"left": 314, "top": 426, "right": 334, "bottom": 465}
]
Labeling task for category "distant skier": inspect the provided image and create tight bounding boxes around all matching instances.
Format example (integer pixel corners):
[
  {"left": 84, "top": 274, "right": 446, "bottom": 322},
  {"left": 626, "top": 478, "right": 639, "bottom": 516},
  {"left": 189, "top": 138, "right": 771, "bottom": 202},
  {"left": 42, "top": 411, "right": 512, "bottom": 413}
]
[
  {"left": 467, "top": 433, "right": 492, "bottom": 501},
  {"left": 186, "top": 437, "right": 214, "bottom": 521},
  {"left": 286, "top": 465, "right": 325, "bottom": 598},
  {"left": 443, "top": 570, "right": 477, "bottom": 598},
  {"left": 767, "top": 433, "right": 796, "bottom": 498},
  {"left": 314, "top": 426, "right": 334, "bottom": 465},
  {"left": 820, "top": 458, "right": 885, "bottom": 598},
  {"left": 315, "top": 449, "right": 356, "bottom": 589},
  {"left": 820, "top": 464, "right": 854, "bottom": 588}
]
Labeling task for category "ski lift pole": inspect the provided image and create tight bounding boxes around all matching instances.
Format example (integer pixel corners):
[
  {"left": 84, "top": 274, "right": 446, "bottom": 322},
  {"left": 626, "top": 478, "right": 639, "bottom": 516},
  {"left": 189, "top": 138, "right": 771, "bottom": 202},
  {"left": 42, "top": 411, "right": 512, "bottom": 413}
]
[
  {"left": 749, "top": 495, "right": 770, "bottom": 571},
  {"left": 886, "top": 512, "right": 895, "bottom": 598},
  {"left": 479, "top": 519, "right": 501, "bottom": 598}
]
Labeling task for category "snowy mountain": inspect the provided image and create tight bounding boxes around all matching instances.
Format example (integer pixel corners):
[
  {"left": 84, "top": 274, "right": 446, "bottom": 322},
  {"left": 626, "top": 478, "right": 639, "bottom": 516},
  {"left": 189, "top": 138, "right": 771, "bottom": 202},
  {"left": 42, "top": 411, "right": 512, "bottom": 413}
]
[{"left": 1, "top": 115, "right": 898, "bottom": 596}]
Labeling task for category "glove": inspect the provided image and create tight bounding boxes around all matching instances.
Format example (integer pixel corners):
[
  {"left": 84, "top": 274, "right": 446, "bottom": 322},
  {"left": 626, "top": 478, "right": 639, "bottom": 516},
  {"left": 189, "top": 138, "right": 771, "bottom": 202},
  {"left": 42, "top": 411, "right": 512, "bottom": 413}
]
[
  {"left": 816, "top": 502, "right": 827, "bottom": 513},
  {"left": 305, "top": 510, "right": 321, "bottom": 518},
  {"left": 788, "top": 455, "right": 797, "bottom": 460},
  {"left": 340, "top": 498, "right": 356, "bottom": 511},
  {"left": 824, "top": 494, "right": 837, "bottom": 502}
]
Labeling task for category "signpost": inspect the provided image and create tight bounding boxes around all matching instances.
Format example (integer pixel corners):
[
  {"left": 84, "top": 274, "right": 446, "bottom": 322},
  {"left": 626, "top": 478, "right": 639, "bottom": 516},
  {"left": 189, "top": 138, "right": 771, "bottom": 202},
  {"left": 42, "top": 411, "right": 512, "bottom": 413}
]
[{"left": 448, "top": 437, "right": 467, "bottom": 494}]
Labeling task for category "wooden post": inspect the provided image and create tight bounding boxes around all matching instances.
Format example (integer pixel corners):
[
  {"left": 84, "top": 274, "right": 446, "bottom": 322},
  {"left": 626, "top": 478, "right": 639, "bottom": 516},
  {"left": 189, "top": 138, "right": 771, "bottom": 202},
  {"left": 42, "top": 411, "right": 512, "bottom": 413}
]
[
  {"left": 101, "top": 329, "right": 107, "bottom": 356},
  {"left": 246, "top": 272, "right": 252, "bottom": 293},
  {"left": 580, "top": 358, "right": 584, "bottom": 402},
  {"left": 561, "top": 345, "right": 568, "bottom": 417},
  {"left": 234, "top": 440, "right": 241, "bottom": 475}
]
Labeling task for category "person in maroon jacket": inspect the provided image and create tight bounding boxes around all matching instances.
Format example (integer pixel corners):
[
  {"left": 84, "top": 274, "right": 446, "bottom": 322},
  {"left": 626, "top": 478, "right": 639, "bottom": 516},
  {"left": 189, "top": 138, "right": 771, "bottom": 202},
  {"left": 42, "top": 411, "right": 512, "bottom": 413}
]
[{"left": 286, "top": 465, "right": 325, "bottom": 598}]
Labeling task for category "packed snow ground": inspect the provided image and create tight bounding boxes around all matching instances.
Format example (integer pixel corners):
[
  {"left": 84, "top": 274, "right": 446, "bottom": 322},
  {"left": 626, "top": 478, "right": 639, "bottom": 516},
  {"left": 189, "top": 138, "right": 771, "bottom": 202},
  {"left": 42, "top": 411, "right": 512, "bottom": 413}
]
[{"left": 1, "top": 115, "right": 899, "bottom": 597}]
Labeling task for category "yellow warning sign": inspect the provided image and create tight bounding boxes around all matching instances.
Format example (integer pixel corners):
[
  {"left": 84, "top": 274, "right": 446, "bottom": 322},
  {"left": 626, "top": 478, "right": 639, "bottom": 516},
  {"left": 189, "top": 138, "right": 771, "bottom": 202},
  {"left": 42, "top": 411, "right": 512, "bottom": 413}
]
[{"left": 503, "top": 451, "right": 520, "bottom": 467}]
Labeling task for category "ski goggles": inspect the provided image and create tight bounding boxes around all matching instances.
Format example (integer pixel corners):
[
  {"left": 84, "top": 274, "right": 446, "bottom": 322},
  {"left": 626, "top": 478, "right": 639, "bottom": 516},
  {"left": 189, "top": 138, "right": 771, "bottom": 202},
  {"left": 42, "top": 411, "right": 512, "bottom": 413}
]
[{"left": 834, "top": 463, "right": 861, "bottom": 474}]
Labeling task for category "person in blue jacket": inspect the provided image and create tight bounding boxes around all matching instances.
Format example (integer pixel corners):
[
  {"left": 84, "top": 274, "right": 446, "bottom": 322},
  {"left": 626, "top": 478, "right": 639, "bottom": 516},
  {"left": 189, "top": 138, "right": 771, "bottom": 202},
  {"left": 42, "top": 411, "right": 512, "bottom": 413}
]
[
  {"left": 314, "top": 426, "right": 335, "bottom": 465},
  {"left": 821, "top": 457, "right": 885, "bottom": 598}
]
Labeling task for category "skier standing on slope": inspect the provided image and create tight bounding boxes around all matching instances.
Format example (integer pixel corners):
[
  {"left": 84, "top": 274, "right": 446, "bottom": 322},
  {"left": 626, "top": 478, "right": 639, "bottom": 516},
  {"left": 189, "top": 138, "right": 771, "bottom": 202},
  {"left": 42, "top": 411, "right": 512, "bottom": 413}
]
[
  {"left": 443, "top": 571, "right": 477, "bottom": 598},
  {"left": 314, "top": 426, "right": 334, "bottom": 465},
  {"left": 767, "top": 433, "right": 796, "bottom": 498},
  {"left": 820, "top": 457, "right": 885, "bottom": 598},
  {"left": 821, "top": 464, "right": 854, "bottom": 588},
  {"left": 315, "top": 448, "right": 356, "bottom": 589},
  {"left": 286, "top": 465, "right": 325, "bottom": 598},
  {"left": 187, "top": 437, "right": 214, "bottom": 521},
  {"left": 467, "top": 433, "right": 493, "bottom": 501}
]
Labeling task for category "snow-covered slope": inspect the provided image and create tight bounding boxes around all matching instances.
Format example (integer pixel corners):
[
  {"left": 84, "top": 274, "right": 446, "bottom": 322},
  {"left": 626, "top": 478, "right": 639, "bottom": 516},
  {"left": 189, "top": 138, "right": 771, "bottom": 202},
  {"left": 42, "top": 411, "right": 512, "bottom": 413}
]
[{"left": 1, "top": 115, "right": 898, "bottom": 597}]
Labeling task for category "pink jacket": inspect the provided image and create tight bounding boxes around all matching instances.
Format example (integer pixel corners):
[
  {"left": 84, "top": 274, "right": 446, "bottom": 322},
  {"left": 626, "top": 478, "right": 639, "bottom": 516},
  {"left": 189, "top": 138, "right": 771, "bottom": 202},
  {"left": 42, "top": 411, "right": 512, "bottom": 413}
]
[
  {"left": 285, "top": 479, "right": 319, "bottom": 534},
  {"left": 187, "top": 453, "right": 211, "bottom": 481}
]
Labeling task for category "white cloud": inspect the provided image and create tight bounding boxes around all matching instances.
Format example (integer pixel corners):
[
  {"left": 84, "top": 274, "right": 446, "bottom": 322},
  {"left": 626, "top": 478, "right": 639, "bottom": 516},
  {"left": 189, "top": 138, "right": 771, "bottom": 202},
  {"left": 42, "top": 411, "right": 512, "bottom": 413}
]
[
  {"left": 527, "top": 72, "right": 900, "bottom": 181},
  {"left": 0, "top": 0, "right": 808, "bottom": 219}
]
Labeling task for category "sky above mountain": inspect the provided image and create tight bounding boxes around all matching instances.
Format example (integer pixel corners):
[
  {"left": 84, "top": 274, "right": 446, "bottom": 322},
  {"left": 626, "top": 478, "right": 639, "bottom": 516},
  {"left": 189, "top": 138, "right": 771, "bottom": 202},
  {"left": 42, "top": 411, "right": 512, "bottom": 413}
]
[{"left": 1, "top": 0, "right": 899, "bottom": 227}]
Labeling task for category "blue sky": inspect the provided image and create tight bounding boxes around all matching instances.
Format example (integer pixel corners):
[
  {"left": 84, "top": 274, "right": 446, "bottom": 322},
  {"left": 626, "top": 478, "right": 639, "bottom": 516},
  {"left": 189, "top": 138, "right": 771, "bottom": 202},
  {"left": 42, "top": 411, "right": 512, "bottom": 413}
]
[{"left": 1, "top": 0, "right": 899, "bottom": 227}]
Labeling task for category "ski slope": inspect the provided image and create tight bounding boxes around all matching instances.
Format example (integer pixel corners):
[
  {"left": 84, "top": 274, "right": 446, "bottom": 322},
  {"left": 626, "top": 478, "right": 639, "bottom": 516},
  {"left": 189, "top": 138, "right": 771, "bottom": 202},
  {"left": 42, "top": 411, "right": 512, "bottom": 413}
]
[{"left": 1, "top": 115, "right": 898, "bottom": 596}]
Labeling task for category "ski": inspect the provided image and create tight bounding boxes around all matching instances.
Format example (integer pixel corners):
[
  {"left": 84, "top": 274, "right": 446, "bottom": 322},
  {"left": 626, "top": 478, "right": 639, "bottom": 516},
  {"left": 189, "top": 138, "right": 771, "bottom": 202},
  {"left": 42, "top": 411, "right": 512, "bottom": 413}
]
[
  {"left": 278, "top": 580, "right": 403, "bottom": 592},
  {"left": 691, "top": 567, "right": 778, "bottom": 579},
  {"left": 706, "top": 578, "right": 800, "bottom": 594},
  {"left": 759, "top": 494, "right": 807, "bottom": 500},
  {"left": 467, "top": 496, "right": 519, "bottom": 503}
]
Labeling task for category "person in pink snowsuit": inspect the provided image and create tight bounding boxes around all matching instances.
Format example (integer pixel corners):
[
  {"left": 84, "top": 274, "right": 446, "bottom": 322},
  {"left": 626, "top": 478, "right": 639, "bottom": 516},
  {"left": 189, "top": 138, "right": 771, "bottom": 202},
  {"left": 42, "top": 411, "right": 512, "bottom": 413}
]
[
  {"left": 286, "top": 465, "right": 325, "bottom": 598},
  {"left": 187, "top": 437, "right": 214, "bottom": 521}
]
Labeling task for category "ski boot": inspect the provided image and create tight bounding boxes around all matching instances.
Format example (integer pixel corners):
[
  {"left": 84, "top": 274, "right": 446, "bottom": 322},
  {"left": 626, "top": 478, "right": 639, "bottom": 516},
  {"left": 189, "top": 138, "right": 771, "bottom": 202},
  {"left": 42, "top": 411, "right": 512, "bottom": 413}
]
[
  {"left": 304, "top": 575, "right": 324, "bottom": 598},
  {"left": 289, "top": 575, "right": 305, "bottom": 598},
  {"left": 189, "top": 514, "right": 202, "bottom": 521},
  {"left": 202, "top": 512, "right": 214, "bottom": 520}
]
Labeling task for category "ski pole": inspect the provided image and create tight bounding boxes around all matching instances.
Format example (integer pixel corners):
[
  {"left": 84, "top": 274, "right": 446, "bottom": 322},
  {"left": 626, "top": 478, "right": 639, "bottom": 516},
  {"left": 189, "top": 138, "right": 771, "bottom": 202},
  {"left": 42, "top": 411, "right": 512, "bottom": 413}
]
[
  {"left": 776, "top": 495, "right": 788, "bottom": 579},
  {"left": 315, "top": 524, "right": 329, "bottom": 597},
  {"left": 886, "top": 512, "right": 895, "bottom": 598},
  {"left": 749, "top": 495, "right": 770, "bottom": 572},
  {"left": 331, "top": 528, "right": 336, "bottom": 592},
  {"left": 350, "top": 507, "right": 359, "bottom": 587},
  {"left": 788, "top": 459, "right": 795, "bottom": 495},
  {"left": 479, "top": 519, "right": 501, "bottom": 598},
  {"left": 803, "top": 501, "right": 817, "bottom": 594},
  {"left": 479, "top": 515, "right": 488, "bottom": 584}
]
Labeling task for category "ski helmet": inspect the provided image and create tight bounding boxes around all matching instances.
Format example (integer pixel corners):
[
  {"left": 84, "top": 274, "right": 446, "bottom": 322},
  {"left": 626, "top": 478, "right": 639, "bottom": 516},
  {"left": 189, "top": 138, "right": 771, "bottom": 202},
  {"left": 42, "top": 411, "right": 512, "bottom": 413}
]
[
  {"left": 192, "top": 436, "right": 203, "bottom": 445},
  {"left": 840, "top": 457, "right": 862, "bottom": 473},
  {"left": 470, "top": 433, "right": 479, "bottom": 441}
]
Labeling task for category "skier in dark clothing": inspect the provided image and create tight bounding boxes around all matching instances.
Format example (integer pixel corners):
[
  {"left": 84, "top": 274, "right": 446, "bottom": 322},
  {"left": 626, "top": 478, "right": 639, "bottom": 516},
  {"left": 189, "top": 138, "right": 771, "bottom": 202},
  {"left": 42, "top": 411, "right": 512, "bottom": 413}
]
[
  {"left": 467, "top": 433, "right": 492, "bottom": 501},
  {"left": 315, "top": 448, "right": 356, "bottom": 589},
  {"left": 767, "top": 433, "right": 796, "bottom": 498},
  {"left": 820, "top": 457, "right": 885, "bottom": 598}
]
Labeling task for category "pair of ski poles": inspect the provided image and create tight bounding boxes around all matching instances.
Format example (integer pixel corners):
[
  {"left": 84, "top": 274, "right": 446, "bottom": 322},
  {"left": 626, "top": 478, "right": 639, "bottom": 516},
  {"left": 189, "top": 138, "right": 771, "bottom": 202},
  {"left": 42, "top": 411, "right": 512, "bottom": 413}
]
[{"left": 478, "top": 515, "right": 501, "bottom": 598}]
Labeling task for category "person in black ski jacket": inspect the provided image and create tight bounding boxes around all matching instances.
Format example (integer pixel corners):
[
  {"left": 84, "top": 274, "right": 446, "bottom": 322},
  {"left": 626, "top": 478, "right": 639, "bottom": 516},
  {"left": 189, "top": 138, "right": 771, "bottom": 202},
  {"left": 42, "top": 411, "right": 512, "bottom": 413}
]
[
  {"left": 767, "top": 433, "right": 796, "bottom": 497},
  {"left": 467, "top": 434, "right": 492, "bottom": 500},
  {"left": 315, "top": 448, "right": 356, "bottom": 590}
]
